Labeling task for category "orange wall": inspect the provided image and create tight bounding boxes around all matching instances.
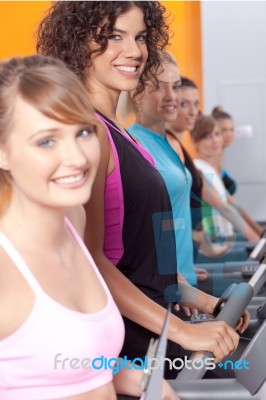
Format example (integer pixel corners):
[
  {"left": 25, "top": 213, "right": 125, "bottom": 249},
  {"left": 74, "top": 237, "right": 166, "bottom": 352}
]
[
  {"left": 163, "top": 1, "right": 202, "bottom": 104},
  {"left": 163, "top": 1, "right": 201, "bottom": 157},
  {"left": 0, "top": 1, "right": 51, "bottom": 59},
  {"left": 0, "top": 1, "right": 199, "bottom": 158}
]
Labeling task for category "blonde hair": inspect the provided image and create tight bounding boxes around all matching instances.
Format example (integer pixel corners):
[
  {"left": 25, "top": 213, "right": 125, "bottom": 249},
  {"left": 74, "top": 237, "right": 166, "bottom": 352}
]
[{"left": 0, "top": 54, "right": 100, "bottom": 213}]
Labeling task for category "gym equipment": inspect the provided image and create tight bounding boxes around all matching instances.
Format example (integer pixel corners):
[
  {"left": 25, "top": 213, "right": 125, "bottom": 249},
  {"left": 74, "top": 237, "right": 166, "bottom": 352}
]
[
  {"left": 195, "top": 231, "right": 266, "bottom": 265},
  {"left": 170, "top": 265, "right": 266, "bottom": 399},
  {"left": 171, "top": 321, "right": 266, "bottom": 399},
  {"left": 117, "top": 262, "right": 266, "bottom": 399}
]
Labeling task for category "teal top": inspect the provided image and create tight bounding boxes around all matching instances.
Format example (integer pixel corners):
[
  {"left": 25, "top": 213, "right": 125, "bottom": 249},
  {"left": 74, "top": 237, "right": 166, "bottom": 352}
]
[{"left": 128, "top": 123, "right": 196, "bottom": 286}]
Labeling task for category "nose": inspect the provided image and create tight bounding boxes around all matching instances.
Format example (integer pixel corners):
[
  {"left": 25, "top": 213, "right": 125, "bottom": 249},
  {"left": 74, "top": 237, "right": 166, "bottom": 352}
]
[
  {"left": 213, "top": 134, "right": 221, "bottom": 143},
  {"left": 61, "top": 140, "right": 87, "bottom": 169},
  {"left": 123, "top": 38, "right": 142, "bottom": 59},
  {"left": 164, "top": 85, "right": 180, "bottom": 102},
  {"left": 189, "top": 104, "right": 198, "bottom": 116}
]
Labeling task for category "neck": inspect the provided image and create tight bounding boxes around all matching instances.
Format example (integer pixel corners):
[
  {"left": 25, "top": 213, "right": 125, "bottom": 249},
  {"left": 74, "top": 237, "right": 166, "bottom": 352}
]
[
  {"left": 165, "top": 122, "right": 184, "bottom": 141},
  {"left": 136, "top": 114, "right": 165, "bottom": 136},
  {"left": 216, "top": 154, "right": 223, "bottom": 173},
  {"left": 87, "top": 80, "right": 120, "bottom": 120},
  {"left": 199, "top": 154, "right": 220, "bottom": 172},
  {"left": 167, "top": 127, "right": 184, "bottom": 142}
]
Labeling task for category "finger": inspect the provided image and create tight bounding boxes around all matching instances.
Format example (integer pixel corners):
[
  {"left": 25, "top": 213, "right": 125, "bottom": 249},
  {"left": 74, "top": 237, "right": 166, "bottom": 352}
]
[
  {"left": 191, "top": 308, "right": 198, "bottom": 315},
  {"left": 239, "top": 311, "right": 251, "bottom": 334},
  {"left": 225, "top": 325, "right": 240, "bottom": 355},
  {"left": 174, "top": 303, "right": 180, "bottom": 312},
  {"left": 212, "top": 339, "right": 226, "bottom": 364},
  {"left": 181, "top": 306, "right": 191, "bottom": 317},
  {"left": 197, "top": 273, "right": 208, "bottom": 282},
  {"left": 234, "top": 317, "right": 243, "bottom": 332},
  {"left": 213, "top": 323, "right": 239, "bottom": 360},
  {"left": 195, "top": 268, "right": 209, "bottom": 281}
]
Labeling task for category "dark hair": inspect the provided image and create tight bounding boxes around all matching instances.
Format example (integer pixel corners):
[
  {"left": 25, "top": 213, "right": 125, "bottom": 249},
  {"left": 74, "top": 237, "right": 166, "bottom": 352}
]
[
  {"left": 181, "top": 76, "right": 198, "bottom": 89},
  {"left": 191, "top": 114, "right": 216, "bottom": 142},
  {"left": 37, "top": 1, "right": 169, "bottom": 97},
  {"left": 212, "top": 106, "right": 232, "bottom": 121}
]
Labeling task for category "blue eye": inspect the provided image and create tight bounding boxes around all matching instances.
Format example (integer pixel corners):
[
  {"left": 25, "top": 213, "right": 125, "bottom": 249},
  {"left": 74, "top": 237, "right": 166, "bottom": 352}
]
[{"left": 37, "top": 138, "right": 54, "bottom": 148}]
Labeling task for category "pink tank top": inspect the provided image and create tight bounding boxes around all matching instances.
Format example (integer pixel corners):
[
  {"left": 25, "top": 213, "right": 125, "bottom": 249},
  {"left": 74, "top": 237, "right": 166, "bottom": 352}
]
[{"left": 0, "top": 218, "right": 125, "bottom": 400}]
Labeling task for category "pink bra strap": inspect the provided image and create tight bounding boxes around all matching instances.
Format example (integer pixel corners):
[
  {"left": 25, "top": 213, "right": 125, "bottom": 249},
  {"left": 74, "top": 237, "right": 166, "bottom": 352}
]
[{"left": 64, "top": 217, "right": 97, "bottom": 267}]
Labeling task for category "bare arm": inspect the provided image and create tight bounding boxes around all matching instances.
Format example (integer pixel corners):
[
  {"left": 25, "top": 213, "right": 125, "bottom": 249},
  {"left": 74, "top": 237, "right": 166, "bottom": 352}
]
[
  {"left": 227, "top": 195, "right": 263, "bottom": 237},
  {"left": 201, "top": 175, "right": 259, "bottom": 242}
]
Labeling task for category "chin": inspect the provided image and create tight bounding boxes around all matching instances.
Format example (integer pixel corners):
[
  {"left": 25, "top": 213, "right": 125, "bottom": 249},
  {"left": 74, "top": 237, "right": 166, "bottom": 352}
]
[
  {"left": 186, "top": 123, "right": 194, "bottom": 131},
  {"left": 61, "top": 189, "right": 93, "bottom": 208}
]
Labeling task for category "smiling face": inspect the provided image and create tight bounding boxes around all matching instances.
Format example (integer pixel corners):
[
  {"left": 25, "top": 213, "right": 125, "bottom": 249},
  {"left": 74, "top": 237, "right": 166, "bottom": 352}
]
[
  {"left": 216, "top": 117, "right": 234, "bottom": 148},
  {"left": 168, "top": 86, "right": 199, "bottom": 133},
  {"left": 195, "top": 123, "right": 224, "bottom": 159},
  {"left": 137, "top": 61, "right": 181, "bottom": 133},
  {"left": 1, "top": 96, "right": 100, "bottom": 210},
  {"left": 87, "top": 5, "right": 148, "bottom": 96}
]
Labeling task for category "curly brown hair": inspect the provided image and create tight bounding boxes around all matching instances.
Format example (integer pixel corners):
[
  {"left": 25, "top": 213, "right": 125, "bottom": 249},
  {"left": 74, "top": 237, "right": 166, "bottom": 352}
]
[{"left": 36, "top": 1, "right": 169, "bottom": 97}]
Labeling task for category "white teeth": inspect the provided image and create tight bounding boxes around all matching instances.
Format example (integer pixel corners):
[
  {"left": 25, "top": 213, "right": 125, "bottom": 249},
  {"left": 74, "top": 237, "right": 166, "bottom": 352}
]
[
  {"left": 163, "top": 106, "right": 176, "bottom": 110},
  {"left": 116, "top": 66, "right": 137, "bottom": 72},
  {"left": 54, "top": 173, "right": 84, "bottom": 184}
]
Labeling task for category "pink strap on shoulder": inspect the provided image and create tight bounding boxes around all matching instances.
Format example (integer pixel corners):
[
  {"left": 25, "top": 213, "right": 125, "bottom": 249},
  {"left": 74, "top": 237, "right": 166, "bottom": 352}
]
[{"left": 96, "top": 113, "right": 156, "bottom": 168}]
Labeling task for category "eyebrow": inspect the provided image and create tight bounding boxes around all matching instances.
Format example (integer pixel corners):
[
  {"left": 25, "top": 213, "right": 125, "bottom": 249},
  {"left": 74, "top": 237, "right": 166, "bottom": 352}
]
[
  {"left": 28, "top": 128, "right": 61, "bottom": 140},
  {"left": 158, "top": 79, "right": 182, "bottom": 85},
  {"left": 112, "top": 28, "right": 147, "bottom": 35}
]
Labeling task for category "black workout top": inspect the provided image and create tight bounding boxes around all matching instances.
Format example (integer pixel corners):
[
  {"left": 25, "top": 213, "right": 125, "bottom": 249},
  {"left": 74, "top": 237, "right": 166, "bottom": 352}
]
[
  {"left": 97, "top": 112, "right": 179, "bottom": 358},
  {"left": 181, "top": 141, "right": 203, "bottom": 230},
  {"left": 166, "top": 130, "right": 203, "bottom": 230}
]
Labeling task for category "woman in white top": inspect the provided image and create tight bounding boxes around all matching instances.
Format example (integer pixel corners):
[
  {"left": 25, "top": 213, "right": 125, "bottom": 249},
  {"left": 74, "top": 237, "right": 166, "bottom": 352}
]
[{"left": 191, "top": 114, "right": 259, "bottom": 244}]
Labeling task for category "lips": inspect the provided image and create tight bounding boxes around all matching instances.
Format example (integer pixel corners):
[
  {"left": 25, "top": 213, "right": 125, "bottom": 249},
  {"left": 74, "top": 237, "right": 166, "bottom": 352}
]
[{"left": 162, "top": 105, "right": 177, "bottom": 111}]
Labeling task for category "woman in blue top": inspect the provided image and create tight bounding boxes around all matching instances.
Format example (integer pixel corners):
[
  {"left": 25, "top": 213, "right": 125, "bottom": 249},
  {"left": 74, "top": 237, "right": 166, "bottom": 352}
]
[{"left": 128, "top": 53, "right": 199, "bottom": 287}]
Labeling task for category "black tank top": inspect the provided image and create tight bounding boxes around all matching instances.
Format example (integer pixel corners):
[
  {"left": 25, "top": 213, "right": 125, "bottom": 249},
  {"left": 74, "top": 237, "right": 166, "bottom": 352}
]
[{"left": 98, "top": 113, "right": 180, "bottom": 358}]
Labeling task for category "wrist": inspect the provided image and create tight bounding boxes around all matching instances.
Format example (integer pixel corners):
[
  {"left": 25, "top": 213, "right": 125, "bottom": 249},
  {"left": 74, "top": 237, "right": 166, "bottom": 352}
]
[
  {"left": 204, "top": 295, "right": 219, "bottom": 316},
  {"left": 168, "top": 314, "right": 186, "bottom": 344}
]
